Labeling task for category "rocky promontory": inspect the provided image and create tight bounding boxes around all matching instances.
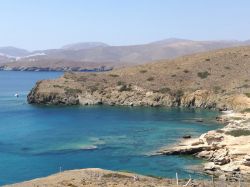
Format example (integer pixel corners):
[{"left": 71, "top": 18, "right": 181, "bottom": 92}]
[{"left": 27, "top": 46, "right": 250, "bottom": 112}]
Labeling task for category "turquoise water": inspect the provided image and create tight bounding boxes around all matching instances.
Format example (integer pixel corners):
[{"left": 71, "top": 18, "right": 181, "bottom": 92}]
[{"left": 0, "top": 71, "right": 220, "bottom": 185}]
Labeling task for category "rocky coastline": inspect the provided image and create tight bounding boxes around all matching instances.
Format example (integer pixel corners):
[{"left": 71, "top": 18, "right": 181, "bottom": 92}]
[
  {"left": 25, "top": 46, "right": 250, "bottom": 183},
  {"left": 27, "top": 78, "right": 250, "bottom": 181},
  {"left": 26, "top": 78, "right": 250, "bottom": 182},
  {"left": 27, "top": 76, "right": 250, "bottom": 111},
  {"left": 157, "top": 112, "right": 250, "bottom": 182}
]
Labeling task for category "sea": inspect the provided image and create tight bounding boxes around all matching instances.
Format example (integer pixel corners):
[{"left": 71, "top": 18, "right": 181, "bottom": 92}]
[{"left": 0, "top": 71, "right": 220, "bottom": 185}]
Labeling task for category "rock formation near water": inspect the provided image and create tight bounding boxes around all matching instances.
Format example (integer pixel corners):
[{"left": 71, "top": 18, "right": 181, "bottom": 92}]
[
  {"left": 27, "top": 46, "right": 250, "bottom": 112},
  {"left": 157, "top": 112, "right": 250, "bottom": 181}
]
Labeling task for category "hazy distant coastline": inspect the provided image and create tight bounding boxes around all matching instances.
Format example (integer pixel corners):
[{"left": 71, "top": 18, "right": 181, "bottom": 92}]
[{"left": 1, "top": 38, "right": 250, "bottom": 72}]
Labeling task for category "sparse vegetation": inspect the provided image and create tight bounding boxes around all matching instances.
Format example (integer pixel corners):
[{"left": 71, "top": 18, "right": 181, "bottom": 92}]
[
  {"left": 64, "top": 88, "right": 82, "bottom": 95},
  {"left": 226, "top": 130, "right": 250, "bottom": 137},
  {"left": 238, "top": 84, "right": 250, "bottom": 89},
  {"left": 183, "top": 69, "right": 189, "bottom": 73},
  {"left": 197, "top": 71, "right": 210, "bottom": 79},
  {"left": 53, "top": 85, "right": 64, "bottom": 88},
  {"left": 87, "top": 85, "right": 99, "bottom": 93},
  {"left": 231, "top": 117, "right": 243, "bottom": 120},
  {"left": 109, "top": 74, "right": 119, "bottom": 77},
  {"left": 245, "top": 93, "right": 250, "bottom": 98},
  {"left": 213, "top": 86, "right": 221, "bottom": 94},
  {"left": 242, "top": 108, "right": 250, "bottom": 113},
  {"left": 147, "top": 77, "right": 154, "bottom": 81},
  {"left": 117, "top": 84, "right": 132, "bottom": 92},
  {"left": 139, "top": 70, "right": 147, "bottom": 73},
  {"left": 158, "top": 87, "right": 171, "bottom": 94},
  {"left": 117, "top": 81, "right": 125, "bottom": 86},
  {"left": 77, "top": 76, "right": 88, "bottom": 82},
  {"left": 170, "top": 89, "right": 184, "bottom": 98},
  {"left": 103, "top": 173, "right": 130, "bottom": 179},
  {"left": 224, "top": 66, "right": 231, "bottom": 70}
]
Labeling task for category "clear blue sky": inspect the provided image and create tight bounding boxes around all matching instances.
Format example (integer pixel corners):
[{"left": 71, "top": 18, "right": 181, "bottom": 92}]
[{"left": 0, "top": 0, "right": 249, "bottom": 50}]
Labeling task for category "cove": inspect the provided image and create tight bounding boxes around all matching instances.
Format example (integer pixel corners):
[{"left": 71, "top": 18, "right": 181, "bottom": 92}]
[{"left": 0, "top": 71, "right": 220, "bottom": 185}]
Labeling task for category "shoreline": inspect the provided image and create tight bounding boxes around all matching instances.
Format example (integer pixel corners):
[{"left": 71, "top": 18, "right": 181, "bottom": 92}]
[
  {"left": 3, "top": 107, "right": 249, "bottom": 186},
  {"left": 157, "top": 111, "right": 250, "bottom": 182}
]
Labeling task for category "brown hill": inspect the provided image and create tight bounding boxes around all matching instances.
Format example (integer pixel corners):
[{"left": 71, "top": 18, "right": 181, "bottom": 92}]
[
  {"left": 2, "top": 39, "right": 250, "bottom": 71},
  {"left": 27, "top": 46, "right": 250, "bottom": 111},
  {"left": 5, "top": 168, "right": 247, "bottom": 187}
]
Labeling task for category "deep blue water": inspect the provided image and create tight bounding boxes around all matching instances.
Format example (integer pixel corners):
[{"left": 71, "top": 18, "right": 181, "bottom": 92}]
[{"left": 0, "top": 71, "right": 220, "bottom": 185}]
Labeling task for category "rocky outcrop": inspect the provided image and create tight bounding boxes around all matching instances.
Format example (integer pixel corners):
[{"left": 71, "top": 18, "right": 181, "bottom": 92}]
[
  {"left": 27, "top": 79, "right": 224, "bottom": 109},
  {"left": 157, "top": 112, "right": 250, "bottom": 181},
  {"left": 27, "top": 82, "right": 79, "bottom": 105},
  {"left": 181, "top": 90, "right": 217, "bottom": 108},
  {"left": 27, "top": 78, "right": 250, "bottom": 112}
]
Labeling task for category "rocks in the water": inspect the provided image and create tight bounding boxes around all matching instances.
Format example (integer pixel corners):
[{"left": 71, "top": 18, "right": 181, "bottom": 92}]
[
  {"left": 160, "top": 145, "right": 207, "bottom": 155},
  {"left": 182, "top": 135, "right": 191, "bottom": 139},
  {"left": 196, "top": 119, "right": 204, "bottom": 122},
  {"left": 158, "top": 113, "right": 250, "bottom": 181}
]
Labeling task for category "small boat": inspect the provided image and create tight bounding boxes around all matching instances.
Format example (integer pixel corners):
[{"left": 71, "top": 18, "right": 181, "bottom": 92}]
[{"left": 14, "top": 93, "right": 19, "bottom": 98}]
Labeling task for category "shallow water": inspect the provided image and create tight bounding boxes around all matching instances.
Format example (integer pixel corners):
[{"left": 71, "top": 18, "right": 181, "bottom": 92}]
[{"left": 0, "top": 71, "right": 220, "bottom": 185}]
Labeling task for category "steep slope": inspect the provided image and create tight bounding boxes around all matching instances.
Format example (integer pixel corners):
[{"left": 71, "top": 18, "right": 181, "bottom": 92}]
[
  {"left": 1, "top": 39, "right": 250, "bottom": 71},
  {"left": 27, "top": 46, "right": 250, "bottom": 111}
]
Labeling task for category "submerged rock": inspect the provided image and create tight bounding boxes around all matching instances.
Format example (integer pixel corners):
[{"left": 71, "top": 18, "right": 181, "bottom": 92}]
[{"left": 182, "top": 135, "right": 191, "bottom": 139}]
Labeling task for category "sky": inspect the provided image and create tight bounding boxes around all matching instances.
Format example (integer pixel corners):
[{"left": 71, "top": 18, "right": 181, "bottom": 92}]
[{"left": 0, "top": 0, "right": 250, "bottom": 50}]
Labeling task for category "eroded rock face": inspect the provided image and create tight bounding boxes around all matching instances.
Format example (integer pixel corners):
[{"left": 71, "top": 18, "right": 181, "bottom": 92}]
[
  {"left": 27, "top": 81, "right": 80, "bottom": 105},
  {"left": 181, "top": 90, "right": 217, "bottom": 109},
  {"left": 28, "top": 79, "right": 223, "bottom": 110}
]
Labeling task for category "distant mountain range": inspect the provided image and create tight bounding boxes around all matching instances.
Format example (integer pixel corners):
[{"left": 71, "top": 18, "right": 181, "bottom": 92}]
[
  {"left": 1, "top": 38, "right": 250, "bottom": 71},
  {"left": 0, "top": 47, "right": 29, "bottom": 58}
]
